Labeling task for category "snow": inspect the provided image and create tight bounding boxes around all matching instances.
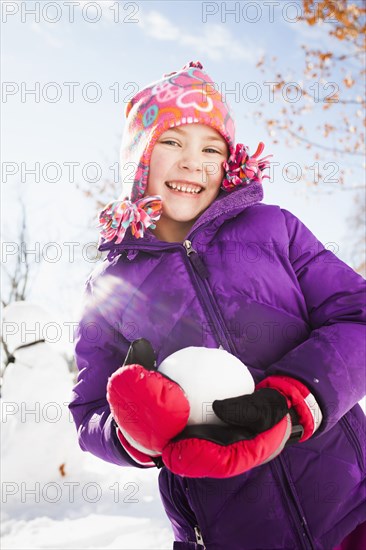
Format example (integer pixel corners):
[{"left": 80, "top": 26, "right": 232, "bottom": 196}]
[
  {"left": 1, "top": 456, "right": 174, "bottom": 549},
  {"left": 1, "top": 515, "right": 173, "bottom": 550},
  {"left": 1, "top": 302, "right": 174, "bottom": 550}
]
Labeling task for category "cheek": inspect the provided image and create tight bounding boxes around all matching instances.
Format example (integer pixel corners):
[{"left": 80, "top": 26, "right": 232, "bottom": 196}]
[
  {"left": 149, "top": 150, "right": 171, "bottom": 180},
  {"left": 211, "top": 160, "right": 225, "bottom": 187},
  {"left": 147, "top": 152, "right": 163, "bottom": 192}
]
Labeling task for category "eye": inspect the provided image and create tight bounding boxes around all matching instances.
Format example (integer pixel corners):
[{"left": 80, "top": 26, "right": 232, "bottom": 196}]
[
  {"left": 204, "top": 147, "right": 223, "bottom": 154},
  {"left": 160, "top": 139, "right": 180, "bottom": 147}
]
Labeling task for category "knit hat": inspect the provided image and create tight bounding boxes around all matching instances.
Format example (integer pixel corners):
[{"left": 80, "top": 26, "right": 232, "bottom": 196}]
[
  {"left": 98, "top": 61, "right": 271, "bottom": 244},
  {"left": 122, "top": 60, "right": 235, "bottom": 201}
]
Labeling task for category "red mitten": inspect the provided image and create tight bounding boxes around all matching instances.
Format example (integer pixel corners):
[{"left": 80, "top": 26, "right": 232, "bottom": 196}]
[
  {"left": 107, "top": 339, "right": 190, "bottom": 456},
  {"left": 162, "top": 376, "right": 322, "bottom": 478},
  {"left": 255, "top": 375, "right": 323, "bottom": 441}
]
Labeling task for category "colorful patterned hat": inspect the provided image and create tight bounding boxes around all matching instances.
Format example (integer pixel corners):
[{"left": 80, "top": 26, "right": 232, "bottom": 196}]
[
  {"left": 98, "top": 61, "right": 271, "bottom": 244},
  {"left": 122, "top": 60, "right": 236, "bottom": 202}
]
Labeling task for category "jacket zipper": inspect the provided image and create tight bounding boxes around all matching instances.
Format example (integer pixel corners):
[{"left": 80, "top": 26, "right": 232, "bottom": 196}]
[
  {"left": 182, "top": 239, "right": 238, "bottom": 354},
  {"left": 167, "top": 476, "right": 205, "bottom": 546},
  {"left": 183, "top": 478, "right": 205, "bottom": 548},
  {"left": 273, "top": 457, "right": 315, "bottom": 550}
]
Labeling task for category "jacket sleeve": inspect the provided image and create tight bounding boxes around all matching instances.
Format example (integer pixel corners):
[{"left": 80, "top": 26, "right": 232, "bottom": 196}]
[
  {"left": 68, "top": 275, "right": 148, "bottom": 468},
  {"left": 266, "top": 208, "right": 366, "bottom": 436}
]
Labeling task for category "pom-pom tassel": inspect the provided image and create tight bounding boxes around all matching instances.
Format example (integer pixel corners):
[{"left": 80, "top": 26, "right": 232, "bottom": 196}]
[
  {"left": 98, "top": 196, "right": 162, "bottom": 244},
  {"left": 222, "top": 142, "right": 272, "bottom": 192}
]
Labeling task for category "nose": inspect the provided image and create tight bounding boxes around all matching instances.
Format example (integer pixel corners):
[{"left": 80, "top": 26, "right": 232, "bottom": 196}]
[{"left": 178, "top": 148, "right": 203, "bottom": 172}]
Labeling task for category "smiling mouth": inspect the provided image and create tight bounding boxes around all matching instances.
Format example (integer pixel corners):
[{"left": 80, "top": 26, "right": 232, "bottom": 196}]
[{"left": 165, "top": 182, "right": 203, "bottom": 194}]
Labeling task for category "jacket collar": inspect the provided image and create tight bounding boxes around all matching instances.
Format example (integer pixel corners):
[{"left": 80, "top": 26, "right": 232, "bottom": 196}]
[{"left": 98, "top": 181, "right": 263, "bottom": 252}]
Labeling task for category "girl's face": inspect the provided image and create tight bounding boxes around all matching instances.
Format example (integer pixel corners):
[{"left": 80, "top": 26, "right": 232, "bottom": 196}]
[{"left": 146, "top": 123, "right": 229, "bottom": 242}]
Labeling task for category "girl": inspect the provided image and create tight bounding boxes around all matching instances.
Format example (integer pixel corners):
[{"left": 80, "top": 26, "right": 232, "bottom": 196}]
[{"left": 69, "top": 61, "right": 365, "bottom": 549}]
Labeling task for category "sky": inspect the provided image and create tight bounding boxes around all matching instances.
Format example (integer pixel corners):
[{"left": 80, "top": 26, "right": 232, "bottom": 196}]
[{"left": 1, "top": 0, "right": 365, "bottom": 333}]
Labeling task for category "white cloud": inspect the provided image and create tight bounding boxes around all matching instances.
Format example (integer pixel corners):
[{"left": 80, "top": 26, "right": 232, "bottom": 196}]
[
  {"left": 138, "top": 10, "right": 257, "bottom": 62},
  {"left": 138, "top": 10, "right": 180, "bottom": 40}
]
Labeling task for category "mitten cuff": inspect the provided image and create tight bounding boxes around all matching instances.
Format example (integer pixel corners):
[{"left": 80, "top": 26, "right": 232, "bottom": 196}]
[
  {"left": 256, "top": 375, "right": 323, "bottom": 441},
  {"left": 116, "top": 426, "right": 157, "bottom": 467}
]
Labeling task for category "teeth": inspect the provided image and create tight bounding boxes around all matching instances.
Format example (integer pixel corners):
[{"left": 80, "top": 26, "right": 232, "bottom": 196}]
[{"left": 166, "top": 182, "right": 201, "bottom": 194}]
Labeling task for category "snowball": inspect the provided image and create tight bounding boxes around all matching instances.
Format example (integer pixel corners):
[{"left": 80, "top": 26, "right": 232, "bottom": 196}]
[{"left": 158, "top": 347, "right": 254, "bottom": 426}]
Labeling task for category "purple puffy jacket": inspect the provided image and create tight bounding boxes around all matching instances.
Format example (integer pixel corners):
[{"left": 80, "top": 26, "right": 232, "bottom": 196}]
[{"left": 69, "top": 182, "right": 366, "bottom": 550}]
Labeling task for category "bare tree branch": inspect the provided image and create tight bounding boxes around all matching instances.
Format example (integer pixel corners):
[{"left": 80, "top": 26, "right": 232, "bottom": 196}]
[
  {"left": 285, "top": 128, "right": 365, "bottom": 156},
  {"left": 1, "top": 194, "right": 36, "bottom": 307}
]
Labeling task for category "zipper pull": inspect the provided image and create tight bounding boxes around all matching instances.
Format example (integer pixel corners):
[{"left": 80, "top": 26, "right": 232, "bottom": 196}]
[
  {"left": 183, "top": 240, "right": 209, "bottom": 279},
  {"left": 194, "top": 525, "right": 205, "bottom": 546},
  {"left": 183, "top": 239, "right": 195, "bottom": 256}
]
